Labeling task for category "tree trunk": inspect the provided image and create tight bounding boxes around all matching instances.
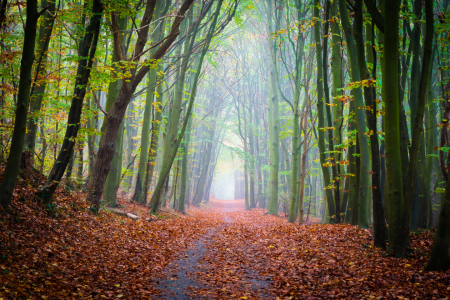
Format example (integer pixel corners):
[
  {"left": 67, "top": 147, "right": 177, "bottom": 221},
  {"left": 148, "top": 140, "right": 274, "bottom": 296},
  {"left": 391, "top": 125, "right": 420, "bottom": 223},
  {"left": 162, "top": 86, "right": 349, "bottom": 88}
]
[
  {"left": 132, "top": 0, "right": 166, "bottom": 204},
  {"left": 288, "top": 1, "right": 305, "bottom": 223},
  {"left": 88, "top": 0, "right": 194, "bottom": 211},
  {"left": 315, "top": 0, "right": 335, "bottom": 222},
  {"left": 267, "top": 0, "right": 280, "bottom": 216},
  {"left": 354, "top": 0, "right": 385, "bottom": 248},
  {"left": 426, "top": 164, "right": 450, "bottom": 271},
  {"left": 383, "top": 0, "right": 404, "bottom": 256},
  {"left": 401, "top": 0, "right": 434, "bottom": 253},
  {"left": 331, "top": 0, "right": 344, "bottom": 220},
  {"left": 26, "top": 0, "right": 56, "bottom": 165},
  {"left": 0, "top": 0, "right": 38, "bottom": 208},
  {"left": 37, "top": 0, "right": 103, "bottom": 205},
  {"left": 149, "top": 0, "right": 222, "bottom": 213},
  {"left": 338, "top": 0, "right": 371, "bottom": 229},
  {"left": 178, "top": 117, "right": 192, "bottom": 212},
  {"left": 142, "top": 76, "right": 164, "bottom": 203},
  {"left": 322, "top": 0, "right": 341, "bottom": 223}
]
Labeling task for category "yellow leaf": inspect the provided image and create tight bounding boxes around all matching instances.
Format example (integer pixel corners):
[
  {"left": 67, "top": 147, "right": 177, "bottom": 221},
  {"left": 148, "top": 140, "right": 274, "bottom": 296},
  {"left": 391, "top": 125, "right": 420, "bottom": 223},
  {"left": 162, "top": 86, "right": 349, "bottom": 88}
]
[
  {"left": 241, "top": 297, "right": 248, "bottom": 299},
  {"left": 269, "top": 245, "right": 275, "bottom": 248},
  {"left": 114, "top": 284, "right": 120, "bottom": 287}
]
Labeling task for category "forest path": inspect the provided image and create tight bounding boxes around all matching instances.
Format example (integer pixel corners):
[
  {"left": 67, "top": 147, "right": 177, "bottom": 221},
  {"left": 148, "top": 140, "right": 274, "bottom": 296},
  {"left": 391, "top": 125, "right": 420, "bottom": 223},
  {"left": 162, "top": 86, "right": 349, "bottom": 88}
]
[
  {"left": 154, "top": 198, "right": 274, "bottom": 299},
  {"left": 151, "top": 198, "right": 449, "bottom": 299}
]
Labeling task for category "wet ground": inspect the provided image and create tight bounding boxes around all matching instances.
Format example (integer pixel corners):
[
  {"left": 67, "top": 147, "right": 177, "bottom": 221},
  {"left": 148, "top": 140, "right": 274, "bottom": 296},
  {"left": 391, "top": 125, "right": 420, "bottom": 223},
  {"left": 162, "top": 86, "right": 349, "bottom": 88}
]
[{"left": 154, "top": 199, "right": 274, "bottom": 299}]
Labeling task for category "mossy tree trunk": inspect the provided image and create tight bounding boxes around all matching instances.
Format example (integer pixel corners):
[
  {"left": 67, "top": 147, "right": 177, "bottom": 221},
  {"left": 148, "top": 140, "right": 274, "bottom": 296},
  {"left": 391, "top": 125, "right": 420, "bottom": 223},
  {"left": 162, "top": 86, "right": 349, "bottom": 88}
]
[
  {"left": 401, "top": 0, "right": 434, "bottom": 253},
  {"left": 338, "top": 0, "right": 371, "bottom": 228}
]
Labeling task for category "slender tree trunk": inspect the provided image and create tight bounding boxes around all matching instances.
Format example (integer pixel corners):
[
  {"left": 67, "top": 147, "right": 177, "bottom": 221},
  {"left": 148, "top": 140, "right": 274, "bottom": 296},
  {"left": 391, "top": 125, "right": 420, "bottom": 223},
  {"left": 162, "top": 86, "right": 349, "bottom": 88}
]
[
  {"left": 401, "top": 0, "right": 434, "bottom": 253},
  {"left": 338, "top": 0, "right": 371, "bottom": 228},
  {"left": 298, "top": 120, "right": 308, "bottom": 224},
  {"left": 322, "top": 0, "right": 340, "bottom": 223},
  {"left": 0, "top": 0, "right": 39, "bottom": 208},
  {"left": 149, "top": 0, "right": 222, "bottom": 213},
  {"left": 266, "top": 0, "right": 280, "bottom": 215},
  {"left": 142, "top": 77, "right": 164, "bottom": 203},
  {"left": 315, "top": 0, "right": 335, "bottom": 222},
  {"left": 354, "top": 0, "right": 385, "bottom": 248},
  {"left": 37, "top": 0, "right": 103, "bottom": 205},
  {"left": 178, "top": 117, "right": 192, "bottom": 212},
  {"left": 345, "top": 107, "right": 356, "bottom": 224},
  {"left": 288, "top": 1, "right": 305, "bottom": 223},
  {"left": 88, "top": 0, "right": 194, "bottom": 211},
  {"left": 132, "top": 0, "right": 167, "bottom": 203},
  {"left": 352, "top": 135, "right": 361, "bottom": 226},
  {"left": 77, "top": 140, "right": 83, "bottom": 188},
  {"left": 426, "top": 162, "right": 450, "bottom": 271},
  {"left": 244, "top": 112, "right": 249, "bottom": 210},
  {"left": 249, "top": 99, "right": 256, "bottom": 208},
  {"left": 26, "top": 0, "right": 56, "bottom": 165},
  {"left": 255, "top": 106, "right": 263, "bottom": 208},
  {"left": 425, "top": 66, "right": 436, "bottom": 226},
  {"left": 39, "top": 120, "right": 47, "bottom": 174},
  {"left": 331, "top": 0, "right": 344, "bottom": 218}
]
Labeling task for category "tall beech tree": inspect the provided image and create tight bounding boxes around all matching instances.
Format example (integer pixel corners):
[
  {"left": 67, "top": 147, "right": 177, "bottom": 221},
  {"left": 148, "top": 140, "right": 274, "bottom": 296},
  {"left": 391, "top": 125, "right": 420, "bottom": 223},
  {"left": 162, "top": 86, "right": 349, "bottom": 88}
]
[
  {"left": 383, "top": 0, "right": 404, "bottom": 256},
  {"left": 338, "top": 0, "right": 371, "bottom": 228},
  {"left": 87, "top": 0, "right": 195, "bottom": 211},
  {"left": 37, "top": 0, "right": 104, "bottom": 205},
  {"left": 149, "top": 0, "right": 227, "bottom": 213}
]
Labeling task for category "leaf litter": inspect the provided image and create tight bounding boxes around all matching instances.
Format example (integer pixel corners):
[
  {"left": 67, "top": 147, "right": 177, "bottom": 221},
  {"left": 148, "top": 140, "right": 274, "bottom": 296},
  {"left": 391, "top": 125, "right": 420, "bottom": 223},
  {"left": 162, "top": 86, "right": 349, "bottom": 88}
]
[{"left": 0, "top": 170, "right": 449, "bottom": 299}]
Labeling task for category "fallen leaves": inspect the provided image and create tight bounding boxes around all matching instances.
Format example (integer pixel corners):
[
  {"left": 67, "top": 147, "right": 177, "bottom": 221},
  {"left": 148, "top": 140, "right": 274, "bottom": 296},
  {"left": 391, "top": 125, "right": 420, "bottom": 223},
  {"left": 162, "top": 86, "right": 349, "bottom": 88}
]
[
  {"left": 0, "top": 168, "right": 209, "bottom": 298},
  {"left": 177, "top": 199, "right": 450, "bottom": 299},
  {"left": 0, "top": 169, "right": 449, "bottom": 299}
]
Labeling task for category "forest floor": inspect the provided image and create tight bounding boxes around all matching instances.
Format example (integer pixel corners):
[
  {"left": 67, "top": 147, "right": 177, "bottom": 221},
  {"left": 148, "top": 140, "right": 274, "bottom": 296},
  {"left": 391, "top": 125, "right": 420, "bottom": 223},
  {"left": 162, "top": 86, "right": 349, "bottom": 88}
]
[{"left": 1, "top": 170, "right": 450, "bottom": 299}]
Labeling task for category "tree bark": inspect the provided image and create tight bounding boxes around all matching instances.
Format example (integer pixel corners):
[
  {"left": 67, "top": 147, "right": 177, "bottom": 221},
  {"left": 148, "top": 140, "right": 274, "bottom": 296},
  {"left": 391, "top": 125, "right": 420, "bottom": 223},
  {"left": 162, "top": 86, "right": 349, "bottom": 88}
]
[
  {"left": 338, "top": 0, "right": 371, "bottom": 228},
  {"left": 426, "top": 162, "right": 450, "bottom": 271},
  {"left": 26, "top": 0, "right": 56, "bottom": 164},
  {"left": 401, "top": 0, "right": 434, "bottom": 253},
  {"left": 37, "top": 0, "right": 103, "bottom": 205},
  {"left": 149, "top": 0, "right": 223, "bottom": 213},
  {"left": 87, "top": 0, "right": 194, "bottom": 211},
  {"left": 383, "top": 0, "right": 404, "bottom": 256},
  {"left": 132, "top": 0, "right": 166, "bottom": 204},
  {"left": 354, "top": 0, "right": 385, "bottom": 248},
  {"left": 0, "top": 0, "right": 38, "bottom": 208},
  {"left": 315, "top": 0, "right": 335, "bottom": 222}
]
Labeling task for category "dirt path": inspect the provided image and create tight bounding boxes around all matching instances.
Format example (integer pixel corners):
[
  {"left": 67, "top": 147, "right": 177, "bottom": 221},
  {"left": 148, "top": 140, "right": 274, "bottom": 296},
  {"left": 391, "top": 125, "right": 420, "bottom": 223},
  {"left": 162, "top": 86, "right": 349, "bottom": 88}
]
[
  {"left": 154, "top": 199, "right": 274, "bottom": 299},
  {"left": 152, "top": 198, "right": 450, "bottom": 299}
]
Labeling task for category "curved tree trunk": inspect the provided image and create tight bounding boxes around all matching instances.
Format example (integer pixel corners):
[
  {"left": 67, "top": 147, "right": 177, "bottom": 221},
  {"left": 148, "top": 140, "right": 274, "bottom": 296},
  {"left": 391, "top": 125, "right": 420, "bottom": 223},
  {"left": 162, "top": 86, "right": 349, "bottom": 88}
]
[
  {"left": 37, "top": 0, "right": 104, "bottom": 205},
  {"left": 87, "top": 0, "right": 194, "bottom": 211}
]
